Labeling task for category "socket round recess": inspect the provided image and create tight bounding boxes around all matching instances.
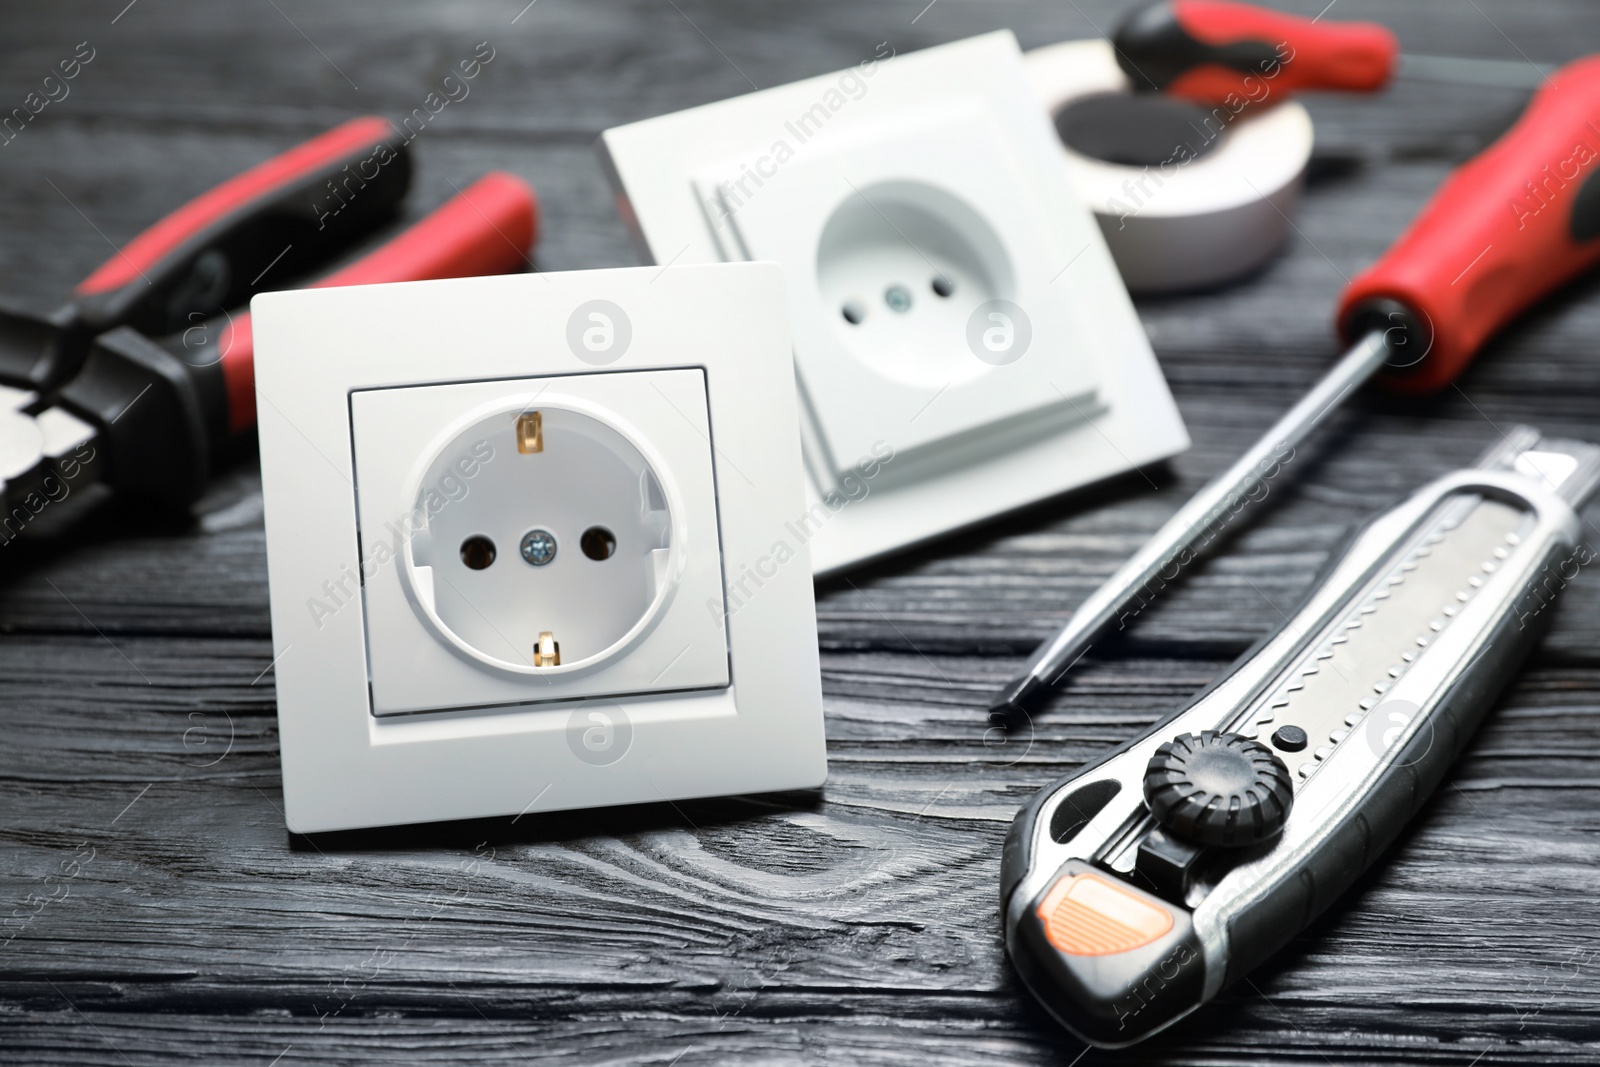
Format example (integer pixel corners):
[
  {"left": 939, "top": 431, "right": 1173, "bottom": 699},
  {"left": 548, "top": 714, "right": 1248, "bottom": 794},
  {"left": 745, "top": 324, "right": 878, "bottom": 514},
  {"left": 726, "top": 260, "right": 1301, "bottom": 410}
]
[
  {"left": 400, "top": 394, "right": 684, "bottom": 677},
  {"left": 817, "top": 180, "right": 1015, "bottom": 391}
]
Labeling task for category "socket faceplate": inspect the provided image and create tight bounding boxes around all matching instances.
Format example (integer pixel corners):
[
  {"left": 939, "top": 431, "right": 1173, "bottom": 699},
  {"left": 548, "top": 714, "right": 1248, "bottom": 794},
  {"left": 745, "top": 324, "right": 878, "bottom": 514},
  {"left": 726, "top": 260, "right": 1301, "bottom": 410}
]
[
  {"left": 599, "top": 31, "right": 1189, "bottom": 574},
  {"left": 700, "top": 106, "right": 1100, "bottom": 482},
  {"left": 253, "top": 264, "right": 825, "bottom": 833},
  {"left": 352, "top": 369, "right": 729, "bottom": 716}
]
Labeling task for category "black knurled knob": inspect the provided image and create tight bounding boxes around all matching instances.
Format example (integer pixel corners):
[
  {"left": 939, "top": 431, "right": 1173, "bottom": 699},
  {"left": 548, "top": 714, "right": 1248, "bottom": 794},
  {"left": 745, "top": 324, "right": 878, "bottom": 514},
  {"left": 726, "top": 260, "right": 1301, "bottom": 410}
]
[{"left": 1142, "top": 730, "right": 1294, "bottom": 848}]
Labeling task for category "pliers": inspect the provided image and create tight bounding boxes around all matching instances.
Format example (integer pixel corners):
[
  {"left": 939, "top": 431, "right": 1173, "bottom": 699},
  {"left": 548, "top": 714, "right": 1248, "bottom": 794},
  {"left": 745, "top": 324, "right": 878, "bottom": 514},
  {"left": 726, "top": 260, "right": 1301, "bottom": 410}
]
[{"left": 0, "top": 116, "right": 538, "bottom": 529}]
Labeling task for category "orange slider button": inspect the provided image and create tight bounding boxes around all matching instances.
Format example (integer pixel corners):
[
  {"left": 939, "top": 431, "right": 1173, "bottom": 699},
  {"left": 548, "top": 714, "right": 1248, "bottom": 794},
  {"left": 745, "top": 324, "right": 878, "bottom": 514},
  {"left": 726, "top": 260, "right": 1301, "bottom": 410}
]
[{"left": 1035, "top": 871, "right": 1175, "bottom": 956}]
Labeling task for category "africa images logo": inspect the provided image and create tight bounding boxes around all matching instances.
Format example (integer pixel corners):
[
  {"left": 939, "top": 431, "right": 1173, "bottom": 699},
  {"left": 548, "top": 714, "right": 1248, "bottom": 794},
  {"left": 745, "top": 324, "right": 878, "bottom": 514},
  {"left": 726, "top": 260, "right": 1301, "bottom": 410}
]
[
  {"left": 567, "top": 300, "right": 632, "bottom": 365},
  {"left": 966, "top": 299, "right": 1031, "bottom": 365},
  {"left": 566, "top": 706, "right": 632, "bottom": 766}
]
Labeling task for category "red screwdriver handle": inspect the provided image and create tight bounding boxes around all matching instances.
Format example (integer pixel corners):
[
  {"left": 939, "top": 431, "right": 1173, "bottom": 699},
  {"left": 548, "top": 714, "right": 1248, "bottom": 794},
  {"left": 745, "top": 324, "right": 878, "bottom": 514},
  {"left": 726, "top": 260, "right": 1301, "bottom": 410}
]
[
  {"left": 71, "top": 116, "right": 411, "bottom": 342},
  {"left": 1339, "top": 56, "right": 1600, "bottom": 393},
  {"left": 217, "top": 171, "right": 538, "bottom": 432},
  {"left": 1113, "top": 0, "right": 1397, "bottom": 105}
]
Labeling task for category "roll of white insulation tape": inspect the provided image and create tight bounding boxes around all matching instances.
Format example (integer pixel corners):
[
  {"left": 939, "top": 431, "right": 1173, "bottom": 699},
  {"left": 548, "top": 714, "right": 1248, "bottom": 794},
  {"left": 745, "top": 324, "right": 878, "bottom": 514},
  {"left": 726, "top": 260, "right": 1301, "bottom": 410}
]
[{"left": 1025, "top": 38, "right": 1314, "bottom": 292}]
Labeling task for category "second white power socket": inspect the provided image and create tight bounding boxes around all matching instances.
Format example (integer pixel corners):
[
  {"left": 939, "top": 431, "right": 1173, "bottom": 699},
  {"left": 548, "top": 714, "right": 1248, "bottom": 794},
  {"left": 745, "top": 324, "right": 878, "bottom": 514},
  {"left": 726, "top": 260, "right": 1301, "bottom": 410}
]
[{"left": 599, "top": 31, "right": 1190, "bottom": 575}]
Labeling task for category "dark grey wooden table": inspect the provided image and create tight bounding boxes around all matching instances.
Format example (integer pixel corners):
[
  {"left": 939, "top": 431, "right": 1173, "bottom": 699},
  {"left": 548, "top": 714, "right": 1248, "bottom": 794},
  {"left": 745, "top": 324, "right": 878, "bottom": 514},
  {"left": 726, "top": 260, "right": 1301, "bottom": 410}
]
[{"left": 4, "top": 2, "right": 1600, "bottom": 1063}]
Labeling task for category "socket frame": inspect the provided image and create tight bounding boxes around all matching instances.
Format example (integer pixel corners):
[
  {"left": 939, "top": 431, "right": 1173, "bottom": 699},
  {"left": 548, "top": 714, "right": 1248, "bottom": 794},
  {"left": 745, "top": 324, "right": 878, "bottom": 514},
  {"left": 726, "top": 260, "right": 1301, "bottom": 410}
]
[
  {"left": 598, "top": 30, "right": 1190, "bottom": 575},
  {"left": 253, "top": 263, "right": 826, "bottom": 833}
]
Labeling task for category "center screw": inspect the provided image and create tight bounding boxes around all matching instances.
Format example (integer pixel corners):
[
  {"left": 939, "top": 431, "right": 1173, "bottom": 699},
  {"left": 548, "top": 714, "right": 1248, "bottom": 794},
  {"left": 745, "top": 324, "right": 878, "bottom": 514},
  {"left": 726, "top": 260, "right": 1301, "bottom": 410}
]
[{"left": 520, "top": 529, "right": 557, "bottom": 566}]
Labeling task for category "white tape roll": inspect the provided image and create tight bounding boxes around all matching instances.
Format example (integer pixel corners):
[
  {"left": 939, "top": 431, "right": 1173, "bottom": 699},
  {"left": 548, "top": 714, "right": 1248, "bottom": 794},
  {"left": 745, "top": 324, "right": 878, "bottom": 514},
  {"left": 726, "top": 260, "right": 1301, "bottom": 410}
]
[{"left": 1025, "top": 38, "right": 1314, "bottom": 293}]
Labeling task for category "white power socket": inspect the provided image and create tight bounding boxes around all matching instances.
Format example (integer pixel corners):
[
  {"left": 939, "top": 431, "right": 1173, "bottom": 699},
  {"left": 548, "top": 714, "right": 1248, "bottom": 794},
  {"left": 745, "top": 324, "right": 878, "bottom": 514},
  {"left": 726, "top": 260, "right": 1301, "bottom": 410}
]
[
  {"left": 599, "top": 31, "right": 1190, "bottom": 575},
  {"left": 253, "top": 263, "right": 826, "bottom": 833},
  {"left": 353, "top": 368, "right": 727, "bottom": 715}
]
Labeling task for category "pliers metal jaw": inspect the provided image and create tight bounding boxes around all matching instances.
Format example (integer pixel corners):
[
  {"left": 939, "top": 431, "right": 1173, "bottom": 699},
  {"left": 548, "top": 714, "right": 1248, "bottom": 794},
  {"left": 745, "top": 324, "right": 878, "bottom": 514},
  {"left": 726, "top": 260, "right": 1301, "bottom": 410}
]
[{"left": 0, "top": 385, "right": 97, "bottom": 542}]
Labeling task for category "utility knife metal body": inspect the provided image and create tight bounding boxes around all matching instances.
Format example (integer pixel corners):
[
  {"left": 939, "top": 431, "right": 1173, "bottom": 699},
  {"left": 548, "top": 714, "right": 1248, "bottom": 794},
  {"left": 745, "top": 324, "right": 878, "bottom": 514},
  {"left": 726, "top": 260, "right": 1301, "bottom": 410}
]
[{"left": 1001, "top": 427, "right": 1599, "bottom": 1046}]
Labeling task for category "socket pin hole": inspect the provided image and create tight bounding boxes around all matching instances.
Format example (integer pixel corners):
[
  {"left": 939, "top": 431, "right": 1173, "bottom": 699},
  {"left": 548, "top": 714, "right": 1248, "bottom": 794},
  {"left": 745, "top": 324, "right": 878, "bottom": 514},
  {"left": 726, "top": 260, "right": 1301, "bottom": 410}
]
[
  {"left": 931, "top": 275, "right": 954, "bottom": 298},
  {"left": 884, "top": 285, "right": 912, "bottom": 313},
  {"left": 842, "top": 300, "right": 866, "bottom": 325},
  {"left": 460, "top": 535, "right": 496, "bottom": 570},
  {"left": 581, "top": 526, "right": 617, "bottom": 561}
]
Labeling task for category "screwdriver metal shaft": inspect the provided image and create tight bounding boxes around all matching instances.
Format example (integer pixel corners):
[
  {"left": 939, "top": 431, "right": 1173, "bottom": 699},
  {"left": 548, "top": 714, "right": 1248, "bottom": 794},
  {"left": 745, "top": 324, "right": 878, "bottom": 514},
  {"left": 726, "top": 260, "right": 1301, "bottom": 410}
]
[
  {"left": 988, "top": 328, "right": 1393, "bottom": 723},
  {"left": 1397, "top": 52, "right": 1553, "bottom": 91}
]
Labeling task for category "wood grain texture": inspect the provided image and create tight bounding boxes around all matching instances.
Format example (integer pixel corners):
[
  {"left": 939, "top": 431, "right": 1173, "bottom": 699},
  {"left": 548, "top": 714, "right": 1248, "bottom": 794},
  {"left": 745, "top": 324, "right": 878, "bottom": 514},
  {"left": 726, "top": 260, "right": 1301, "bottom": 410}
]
[{"left": 4, "top": 1, "right": 1600, "bottom": 1063}]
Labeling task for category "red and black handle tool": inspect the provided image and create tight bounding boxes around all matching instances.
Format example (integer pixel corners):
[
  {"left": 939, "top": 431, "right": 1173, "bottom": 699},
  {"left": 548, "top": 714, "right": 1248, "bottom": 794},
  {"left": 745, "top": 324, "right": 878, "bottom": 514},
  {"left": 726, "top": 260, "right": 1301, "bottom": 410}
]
[
  {"left": 1000, "top": 53, "right": 1600, "bottom": 1048},
  {"left": 1340, "top": 54, "right": 1600, "bottom": 392},
  {"left": 0, "top": 115, "right": 411, "bottom": 393},
  {"left": 50, "top": 171, "right": 538, "bottom": 507},
  {"left": 1112, "top": 0, "right": 1397, "bottom": 104},
  {"left": 992, "top": 51, "right": 1600, "bottom": 727}
]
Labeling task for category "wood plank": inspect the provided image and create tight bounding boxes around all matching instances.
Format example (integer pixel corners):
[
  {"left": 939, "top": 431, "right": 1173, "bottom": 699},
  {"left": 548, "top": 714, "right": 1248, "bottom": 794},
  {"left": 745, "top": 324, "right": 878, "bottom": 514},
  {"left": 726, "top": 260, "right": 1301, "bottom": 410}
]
[
  {"left": 3, "top": 642, "right": 1600, "bottom": 1062},
  {"left": 4, "top": 1, "right": 1600, "bottom": 1062}
]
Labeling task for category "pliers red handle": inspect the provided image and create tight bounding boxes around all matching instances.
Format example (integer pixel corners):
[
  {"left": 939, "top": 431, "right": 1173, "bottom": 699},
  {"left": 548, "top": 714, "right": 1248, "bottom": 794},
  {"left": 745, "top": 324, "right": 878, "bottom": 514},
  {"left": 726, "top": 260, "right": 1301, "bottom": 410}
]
[
  {"left": 0, "top": 116, "right": 414, "bottom": 392},
  {"left": 0, "top": 121, "right": 538, "bottom": 525}
]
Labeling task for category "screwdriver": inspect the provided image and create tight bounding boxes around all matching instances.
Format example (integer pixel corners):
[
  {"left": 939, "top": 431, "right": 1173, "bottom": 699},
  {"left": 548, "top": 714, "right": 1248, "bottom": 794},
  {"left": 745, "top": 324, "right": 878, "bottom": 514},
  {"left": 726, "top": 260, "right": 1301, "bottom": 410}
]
[
  {"left": 1112, "top": 0, "right": 1553, "bottom": 104},
  {"left": 989, "top": 52, "right": 1600, "bottom": 723}
]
